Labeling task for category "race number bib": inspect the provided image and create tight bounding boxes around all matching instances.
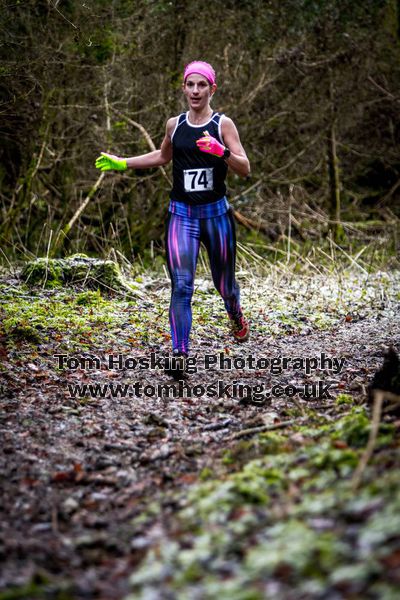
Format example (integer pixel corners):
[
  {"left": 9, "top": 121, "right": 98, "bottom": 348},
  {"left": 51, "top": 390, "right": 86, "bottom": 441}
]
[{"left": 183, "top": 168, "right": 214, "bottom": 192}]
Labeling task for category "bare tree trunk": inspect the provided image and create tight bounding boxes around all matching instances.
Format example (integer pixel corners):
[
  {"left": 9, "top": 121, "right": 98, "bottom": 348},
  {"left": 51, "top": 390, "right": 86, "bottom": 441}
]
[{"left": 326, "top": 73, "right": 344, "bottom": 242}]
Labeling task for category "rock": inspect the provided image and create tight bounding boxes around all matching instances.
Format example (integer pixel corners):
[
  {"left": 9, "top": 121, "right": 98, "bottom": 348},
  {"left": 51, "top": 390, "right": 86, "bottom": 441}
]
[
  {"left": 63, "top": 497, "right": 79, "bottom": 513},
  {"left": 20, "top": 254, "right": 145, "bottom": 296}
]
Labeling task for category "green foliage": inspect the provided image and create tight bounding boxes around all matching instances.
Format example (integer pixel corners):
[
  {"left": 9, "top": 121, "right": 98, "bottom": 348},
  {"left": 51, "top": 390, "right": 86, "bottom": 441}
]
[
  {"left": 112, "top": 120, "right": 127, "bottom": 130},
  {"left": 2, "top": 286, "right": 124, "bottom": 348},
  {"left": 127, "top": 403, "right": 400, "bottom": 597},
  {"left": 7, "top": 323, "right": 43, "bottom": 344},
  {"left": 75, "top": 289, "right": 104, "bottom": 305},
  {"left": 330, "top": 408, "right": 371, "bottom": 446},
  {"left": 332, "top": 407, "right": 394, "bottom": 448},
  {"left": 246, "top": 520, "right": 348, "bottom": 577},
  {"left": 21, "top": 258, "right": 64, "bottom": 288},
  {"left": 199, "top": 467, "right": 214, "bottom": 481},
  {"left": 335, "top": 392, "right": 353, "bottom": 405}
]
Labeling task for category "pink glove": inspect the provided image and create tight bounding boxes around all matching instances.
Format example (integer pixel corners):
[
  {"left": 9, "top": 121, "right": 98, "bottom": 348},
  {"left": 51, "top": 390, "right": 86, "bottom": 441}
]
[{"left": 196, "top": 131, "right": 225, "bottom": 157}]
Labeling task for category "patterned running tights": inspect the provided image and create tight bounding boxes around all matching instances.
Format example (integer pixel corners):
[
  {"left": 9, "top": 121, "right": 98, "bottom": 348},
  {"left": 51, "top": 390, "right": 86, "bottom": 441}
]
[{"left": 165, "top": 208, "right": 241, "bottom": 354}]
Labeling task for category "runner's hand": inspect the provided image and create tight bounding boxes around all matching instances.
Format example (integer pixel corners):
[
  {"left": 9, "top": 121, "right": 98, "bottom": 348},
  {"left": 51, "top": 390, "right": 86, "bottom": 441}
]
[
  {"left": 196, "top": 134, "right": 225, "bottom": 158},
  {"left": 95, "top": 152, "right": 127, "bottom": 171}
]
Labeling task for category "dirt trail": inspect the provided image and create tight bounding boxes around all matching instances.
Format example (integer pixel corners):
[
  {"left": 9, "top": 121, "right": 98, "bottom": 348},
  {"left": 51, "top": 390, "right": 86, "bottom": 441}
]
[{"left": 1, "top": 300, "right": 399, "bottom": 598}]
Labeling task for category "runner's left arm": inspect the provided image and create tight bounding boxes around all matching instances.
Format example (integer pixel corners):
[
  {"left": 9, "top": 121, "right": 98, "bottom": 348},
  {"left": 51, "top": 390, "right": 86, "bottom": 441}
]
[
  {"left": 219, "top": 117, "right": 250, "bottom": 178},
  {"left": 196, "top": 117, "right": 250, "bottom": 178}
]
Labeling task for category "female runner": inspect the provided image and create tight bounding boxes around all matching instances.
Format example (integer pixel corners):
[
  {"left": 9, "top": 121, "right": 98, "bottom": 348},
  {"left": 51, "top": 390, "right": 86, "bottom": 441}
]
[{"left": 96, "top": 60, "right": 250, "bottom": 379}]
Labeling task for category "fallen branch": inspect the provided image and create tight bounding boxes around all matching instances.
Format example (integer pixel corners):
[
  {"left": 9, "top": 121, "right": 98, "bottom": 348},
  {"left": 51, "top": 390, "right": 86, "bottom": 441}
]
[
  {"left": 52, "top": 173, "right": 105, "bottom": 254},
  {"left": 232, "top": 209, "right": 279, "bottom": 239},
  {"left": 229, "top": 418, "right": 305, "bottom": 440}
]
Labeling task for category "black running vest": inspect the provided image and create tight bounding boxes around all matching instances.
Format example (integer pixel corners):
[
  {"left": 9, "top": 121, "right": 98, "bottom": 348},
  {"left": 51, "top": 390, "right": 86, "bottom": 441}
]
[{"left": 170, "top": 112, "right": 228, "bottom": 205}]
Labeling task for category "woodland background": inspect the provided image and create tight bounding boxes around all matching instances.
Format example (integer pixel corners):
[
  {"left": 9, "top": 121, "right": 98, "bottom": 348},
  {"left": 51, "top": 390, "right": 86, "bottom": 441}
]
[
  {"left": 1, "top": 0, "right": 400, "bottom": 262},
  {"left": 2, "top": 3, "right": 400, "bottom": 598}
]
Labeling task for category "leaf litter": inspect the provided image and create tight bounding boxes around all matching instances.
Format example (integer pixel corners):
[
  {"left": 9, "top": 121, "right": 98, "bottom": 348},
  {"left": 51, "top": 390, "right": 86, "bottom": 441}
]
[{"left": 0, "top": 267, "right": 400, "bottom": 599}]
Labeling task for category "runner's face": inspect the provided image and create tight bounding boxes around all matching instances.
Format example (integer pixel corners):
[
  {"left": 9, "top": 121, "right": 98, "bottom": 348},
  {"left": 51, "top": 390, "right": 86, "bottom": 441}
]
[{"left": 183, "top": 74, "right": 216, "bottom": 110}]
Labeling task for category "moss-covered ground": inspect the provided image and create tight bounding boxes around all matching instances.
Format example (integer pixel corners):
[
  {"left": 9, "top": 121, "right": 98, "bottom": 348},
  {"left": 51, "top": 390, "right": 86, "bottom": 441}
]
[{"left": 128, "top": 408, "right": 399, "bottom": 599}]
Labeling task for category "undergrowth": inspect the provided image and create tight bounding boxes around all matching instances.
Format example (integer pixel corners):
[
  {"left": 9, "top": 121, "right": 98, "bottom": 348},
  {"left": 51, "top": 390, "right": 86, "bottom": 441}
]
[{"left": 127, "top": 409, "right": 399, "bottom": 599}]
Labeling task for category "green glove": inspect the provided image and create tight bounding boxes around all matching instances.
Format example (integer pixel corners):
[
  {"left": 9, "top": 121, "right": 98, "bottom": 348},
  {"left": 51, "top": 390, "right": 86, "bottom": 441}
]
[{"left": 95, "top": 152, "right": 127, "bottom": 171}]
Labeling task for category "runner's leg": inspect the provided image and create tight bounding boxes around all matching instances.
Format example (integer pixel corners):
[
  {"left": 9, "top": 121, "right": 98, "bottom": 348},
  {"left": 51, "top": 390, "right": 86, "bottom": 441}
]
[
  {"left": 200, "top": 208, "right": 241, "bottom": 317},
  {"left": 165, "top": 212, "right": 200, "bottom": 354}
]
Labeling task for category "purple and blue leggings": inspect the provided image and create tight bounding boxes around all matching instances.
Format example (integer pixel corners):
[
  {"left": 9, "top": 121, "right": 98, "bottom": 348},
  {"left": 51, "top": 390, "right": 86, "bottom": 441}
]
[{"left": 165, "top": 199, "right": 241, "bottom": 354}]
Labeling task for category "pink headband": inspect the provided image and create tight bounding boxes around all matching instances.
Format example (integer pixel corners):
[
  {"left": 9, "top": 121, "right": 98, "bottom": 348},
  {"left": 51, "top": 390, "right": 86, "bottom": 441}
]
[{"left": 184, "top": 61, "right": 216, "bottom": 85}]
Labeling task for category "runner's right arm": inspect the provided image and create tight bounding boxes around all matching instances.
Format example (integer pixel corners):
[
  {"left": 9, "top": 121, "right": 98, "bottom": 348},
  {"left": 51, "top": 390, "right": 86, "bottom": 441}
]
[{"left": 95, "top": 117, "right": 176, "bottom": 171}]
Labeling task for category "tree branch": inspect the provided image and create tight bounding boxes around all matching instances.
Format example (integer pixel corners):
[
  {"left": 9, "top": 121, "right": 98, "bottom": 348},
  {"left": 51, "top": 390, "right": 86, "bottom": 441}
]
[{"left": 110, "top": 107, "right": 172, "bottom": 187}]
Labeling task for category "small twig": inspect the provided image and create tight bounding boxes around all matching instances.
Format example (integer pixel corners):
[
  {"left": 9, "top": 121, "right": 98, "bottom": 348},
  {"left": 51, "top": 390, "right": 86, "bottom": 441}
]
[
  {"left": 49, "top": 1, "right": 78, "bottom": 29},
  {"left": 351, "top": 390, "right": 385, "bottom": 491},
  {"left": 230, "top": 178, "right": 263, "bottom": 203},
  {"left": 286, "top": 184, "right": 293, "bottom": 264},
  {"left": 218, "top": 72, "right": 279, "bottom": 111},
  {"left": 103, "top": 69, "right": 111, "bottom": 137},
  {"left": 52, "top": 173, "right": 105, "bottom": 253},
  {"left": 42, "top": 229, "right": 53, "bottom": 289},
  {"left": 290, "top": 396, "right": 307, "bottom": 416},
  {"left": 329, "top": 237, "right": 368, "bottom": 275},
  {"left": 110, "top": 107, "right": 171, "bottom": 186},
  {"left": 378, "top": 177, "right": 400, "bottom": 206},
  {"left": 51, "top": 505, "right": 59, "bottom": 534},
  {"left": 367, "top": 76, "right": 400, "bottom": 104},
  {"left": 229, "top": 418, "right": 304, "bottom": 440},
  {"left": 268, "top": 133, "right": 322, "bottom": 178},
  {"left": 232, "top": 209, "right": 278, "bottom": 239},
  {"left": 238, "top": 72, "right": 277, "bottom": 106}
]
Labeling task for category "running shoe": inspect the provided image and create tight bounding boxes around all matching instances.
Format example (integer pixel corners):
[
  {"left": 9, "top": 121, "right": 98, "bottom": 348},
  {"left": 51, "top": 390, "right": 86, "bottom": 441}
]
[
  {"left": 164, "top": 350, "right": 189, "bottom": 380},
  {"left": 229, "top": 312, "right": 250, "bottom": 342}
]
